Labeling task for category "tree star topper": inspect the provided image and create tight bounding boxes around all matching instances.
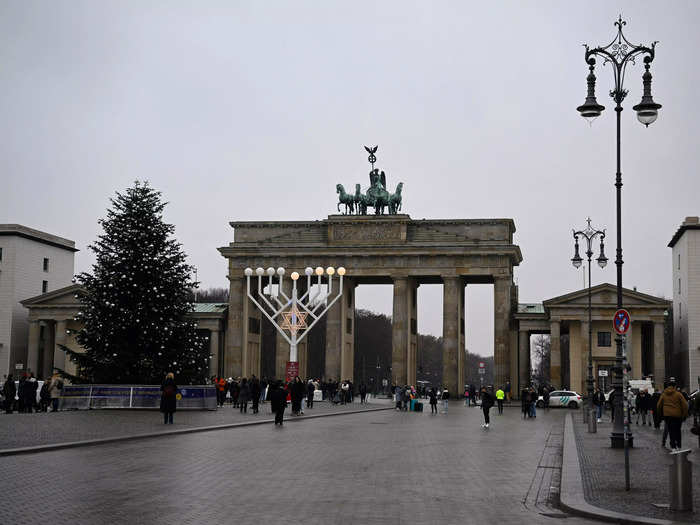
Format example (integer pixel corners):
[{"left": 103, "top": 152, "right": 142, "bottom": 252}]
[{"left": 281, "top": 305, "right": 308, "bottom": 335}]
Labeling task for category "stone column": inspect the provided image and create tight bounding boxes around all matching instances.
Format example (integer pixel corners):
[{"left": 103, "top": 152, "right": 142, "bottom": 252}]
[
  {"left": 518, "top": 331, "right": 530, "bottom": 394},
  {"left": 457, "top": 283, "right": 465, "bottom": 391},
  {"left": 442, "top": 276, "right": 461, "bottom": 395},
  {"left": 43, "top": 323, "right": 55, "bottom": 378},
  {"left": 575, "top": 320, "right": 588, "bottom": 395},
  {"left": 653, "top": 321, "right": 665, "bottom": 385},
  {"left": 410, "top": 281, "right": 419, "bottom": 388},
  {"left": 493, "top": 277, "right": 512, "bottom": 388},
  {"left": 392, "top": 277, "right": 409, "bottom": 386},
  {"left": 53, "top": 320, "right": 67, "bottom": 372},
  {"left": 629, "top": 322, "right": 642, "bottom": 380},
  {"left": 340, "top": 280, "right": 355, "bottom": 382},
  {"left": 325, "top": 277, "right": 349, "bottom": 382},
  {"left": 276, "top": 278, "right": 293, "bottom": 380},
  {"left": 550, "top": 320, "right": 561, "bottom": 388},
  {"left": 209, "top": 329, "right": 220, "bottom": 377},
  {"left": 225, "top": 277, "right": 245, "bottom": 378},
  {"left": 27, "top": 320, "right": 40, "bottom": 375},
  {"left": 297, "top": 279, "right": 308, "bottom": 380}
]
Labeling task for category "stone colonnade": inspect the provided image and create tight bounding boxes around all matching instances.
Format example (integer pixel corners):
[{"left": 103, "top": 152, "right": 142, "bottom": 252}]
[{"left": 223, "top": 273, "right": 519, "bottom": 395}]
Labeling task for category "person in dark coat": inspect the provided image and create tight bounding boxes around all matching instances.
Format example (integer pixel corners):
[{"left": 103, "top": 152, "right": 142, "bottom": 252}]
[
  {"left": 17, "top": 374, "right": 27, "bottom": 413},
  {"left": 291, "top": 376, "right": 305, "bottom": 415},
  {"left": 3, "top": 374, "right": 15, "bottom": 413},
  {"left": 39, "top": 379, "right": 50, "bottom": 412},
  {"left": 250, "top": 376, "right": 261, "bottom": 414},
  {"left": 521, "top": 389, "right": 530, "bottom": 419},
  {"left": 306, "top": 380, "right": 315, "bottom": 409},
  {"left": 270, "top": 382, "right": 287, "bottom": 426},
  {"left": 238, "top": 378, "right": 250, "bottom": 413},
  {"left": 481, "top": 386, "right": 494, "bottom": 428},
  {"left": 359, "top": 382, "right": 367, "bottom": 404},
  {"left": 160, "top": 372, "right": 178, "bottom": 424},
  {"left": 428, "top": 387, "right": 438, "bottom": 414}
]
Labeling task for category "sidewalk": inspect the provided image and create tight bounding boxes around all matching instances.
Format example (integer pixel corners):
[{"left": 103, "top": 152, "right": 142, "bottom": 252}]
[
  {"left": 571, "top": 414, "right": 699, "bottom": 523},
  {"left": 0, "top": 397, "right": 392, "bottom": 453}
]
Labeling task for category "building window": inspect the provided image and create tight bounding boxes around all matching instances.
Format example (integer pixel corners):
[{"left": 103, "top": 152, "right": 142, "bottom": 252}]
[
  {"left": 597, "top": 332, "right": 611, "bottom": 347},
  {"left": 0, "top": 247, "right": 3, "bottom": 261},
  {"left": 411, "top": 318, "right": 417, "bottom": 335},
  {"left": 346, "top": 318, "right": 352, "bottom": 334},
  {"left": 43, "top": 257, "right": 49, "bottom": 271},
  {"left": 347, "top": 293, "right": 352, "bottom": 308},
  {"left": 678, "top": 253, "right": 681, "bottom": 270},
  {"left": 679, "top": 278, "right": 681, "bottom": 295},
  {"left": 248, "top": 317, "right": 260, "bottom": 335},
  {"left": 680, "top": 303, "right": 682, "bottom": 319},
  {"left": 42, "top": 280, "right": 48, "bottom": 293}
]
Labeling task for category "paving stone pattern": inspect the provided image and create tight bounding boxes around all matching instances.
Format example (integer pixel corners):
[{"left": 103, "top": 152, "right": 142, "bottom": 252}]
[
  {"left": 0, "top": 398, "right": 390, "bottom": 450},
  {"left": 0, "top": 404, "right": 599, "bottom": 524},
  {"left": 574, "top": 415, "right": 700, "bottom": 523}
]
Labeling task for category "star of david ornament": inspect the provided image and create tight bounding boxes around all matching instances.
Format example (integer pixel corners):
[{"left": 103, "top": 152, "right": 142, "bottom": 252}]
[{"left": 281, "top": 305, "right": 308, "bottom": 335}]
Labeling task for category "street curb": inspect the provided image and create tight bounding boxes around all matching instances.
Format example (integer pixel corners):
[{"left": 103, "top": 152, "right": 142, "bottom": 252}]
[
  {"left": 0, "top": 405, "right": 393, "bottom": 458},
  {"left": 560, "top": 413, "right": 687, "bottom": 525}
]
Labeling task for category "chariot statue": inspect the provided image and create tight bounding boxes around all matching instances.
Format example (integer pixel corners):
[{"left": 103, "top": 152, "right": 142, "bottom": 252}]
[{"left": 335, "top": 146, "right": 404, "bottom": 216}]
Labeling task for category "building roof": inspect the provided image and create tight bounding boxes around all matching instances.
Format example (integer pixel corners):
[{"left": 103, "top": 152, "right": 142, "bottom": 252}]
[
  {"left": 193, "top": 303, "right": 228, "bottom": 313},
  {"left": 517, "top": 303, "right": 545, "bottom": 314},
  {"left": 668, "top": 217, "right": 700, "bottom": 248},
  {"left": 0, "top": 224, "right": 78, "bottom": 252},
  {"left": 543, "top": 283, "right": 670, "bottom": 308}
]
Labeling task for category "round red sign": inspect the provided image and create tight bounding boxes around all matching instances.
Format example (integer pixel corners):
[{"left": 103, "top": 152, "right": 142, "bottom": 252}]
[{"left": 613, "top": 309, "right": 631, "bottom": 335}]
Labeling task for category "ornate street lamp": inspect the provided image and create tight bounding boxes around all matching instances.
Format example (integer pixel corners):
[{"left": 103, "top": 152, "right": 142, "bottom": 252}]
[
  {"left": 244, "top": 265, "right": 346, "bottom": 382},
  {"left": 572, "top": 218, "right": 607, "bottom": 433},
  {"left": 577, "top": 16, "right": 661, "bottom": 451}
]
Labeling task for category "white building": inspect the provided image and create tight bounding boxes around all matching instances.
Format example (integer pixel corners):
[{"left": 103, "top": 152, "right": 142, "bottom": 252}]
[
  {"left": 0, "top": 225, "right": 77, "bottom": 379},
  {"left": 669, "top": 216, "right": 700, "bottom": 390}
]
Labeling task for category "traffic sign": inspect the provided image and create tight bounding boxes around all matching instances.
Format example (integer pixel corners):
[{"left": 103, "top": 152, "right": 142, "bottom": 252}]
[
  {"left": 598, "top": 369, "right": 609, "bottom": 377},
  {"left": 478, "top": 368, "right": 485, "bottom": 375},
  {"left": 613, "top": 309, "right": 631, "bottom": 335},
  {"left": 479, "top": 362, "right": 485, "bottom": 369}
]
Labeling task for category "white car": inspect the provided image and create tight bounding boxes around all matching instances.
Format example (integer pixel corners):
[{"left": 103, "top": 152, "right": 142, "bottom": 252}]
[{"left": 536, "top": 390, "right": 582, "bottom": 409}]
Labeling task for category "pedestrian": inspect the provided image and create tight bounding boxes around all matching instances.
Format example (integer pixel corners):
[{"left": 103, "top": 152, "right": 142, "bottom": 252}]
[
  {"left": 47, "top": 373, "right": 63, "bottom": 412},
  {"left": 651, "top": 387, "right": 662, "bottom": 429},
  {"left": 528, "top": 387, "right": 537, "bottom": 418},
  {"left": 307, "top": 380, "right": 315, "bottom": 409},
  {"left": 260, "top": 377, "right": 268, "bottom": 405},
  {"left": 440, "top": 387, "right": 450, "bottom": 414},
  {"left": 239, "top": 377, "right": 250, "bottom": 413},
  {"left": 160, "top": 372, "right": 178, "bottom": 424},
  {"left": 231, "top": 378, "right": 240, "bottom": 408},
  {"left": 635, "top": 389, "right": 650, "bottom": 426},
  {"left": 402, "top": 386, "right": 411, "bottom": 412},
  {"left": 593, "top": 387, "right": 605, "bottom": 422},
  {"left": 543, "top": 387, "right": 550, "bottom": 412},
  {"left": 359, "top": 382, "right": 367, "bottom": 404},
  {"left": 481, "top": 386, "right": 494, "bottom": 429},
  {"left": 429, "top": 387, "right": 438, "bottom": 414},
  {"left": 270, "top": 381, "right": 287, "bottom": 426},
  {"left": 291, "top": 376, "right": 305, "bottom": 415},
  {"left": 521, "top": 388, "right": 530, "bottom": 419},
  {"left": 250, "top": 376, "right": 261, "bottom": 414},
  {"left": 23, "top": 373, "right": 37, "bottom": 413},
  {"left": 464, "top": 387, "right": 470, "bottom": 406},
  {"left": 505, "top": 380, "right": 512, "bottom": 403},
  {"left": 495, "top": 386, "right": 505, "bottom": 415},
  {"left": 39, "top": 379, "right": 50, "bottom": 412},
  {"left": 216, "top": 376, "right": 226, "bottom": 407},
  {"left": 657, "top": 378, "right": 689, "bottom": 451},
  {"left": 469, "top": 384, "right": 476, "bottom": 407},
  {"left": 3, "top": 374, "right": 15, "bottom": 414}
]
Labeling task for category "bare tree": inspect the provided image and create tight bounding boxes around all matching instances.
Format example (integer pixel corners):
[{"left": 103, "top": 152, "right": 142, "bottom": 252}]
[
  {"left": 531, "top": 334, "right": 551, "bottom": 387},
  {"left": 193, "top": 287, "right": 229, "bottom": 303}
]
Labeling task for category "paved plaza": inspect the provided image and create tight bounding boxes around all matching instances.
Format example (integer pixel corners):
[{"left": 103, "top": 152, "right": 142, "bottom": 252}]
[{"left": 0, "top": 404, "right": 604, "bottom": 524}]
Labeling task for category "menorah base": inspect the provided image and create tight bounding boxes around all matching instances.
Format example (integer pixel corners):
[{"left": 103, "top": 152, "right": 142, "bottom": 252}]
[{"left": 286, "top": 361, "right": 299, "bottom": 383}]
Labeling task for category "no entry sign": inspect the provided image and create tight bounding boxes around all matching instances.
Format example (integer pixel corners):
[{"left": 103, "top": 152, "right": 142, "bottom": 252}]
[{"left": 613, "top": 309, "right": 631, "bottom": 335}]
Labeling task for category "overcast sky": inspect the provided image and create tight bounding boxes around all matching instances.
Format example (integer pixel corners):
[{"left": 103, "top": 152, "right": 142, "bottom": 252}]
[{"left": 2, "top": 1, "right": 697, "bottom": 357}]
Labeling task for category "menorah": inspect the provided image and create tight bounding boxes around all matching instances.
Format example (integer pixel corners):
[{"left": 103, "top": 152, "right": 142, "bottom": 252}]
[{"left": 244, "top": 265, "right": 346, "bottom": 381}]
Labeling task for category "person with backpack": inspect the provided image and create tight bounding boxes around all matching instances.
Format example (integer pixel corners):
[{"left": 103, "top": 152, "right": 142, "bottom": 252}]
[
  {"left": 160, "top": 372, "right": 178, "bottom": 424},
  {"left": 657, "top": 378, "right": 689, "bottom": 451},
  {"left": 481, "top": 386, "right": 494, "bottom": 429},
  {"left": 440, "top": 387, "right": 450, "bottom": 414}
]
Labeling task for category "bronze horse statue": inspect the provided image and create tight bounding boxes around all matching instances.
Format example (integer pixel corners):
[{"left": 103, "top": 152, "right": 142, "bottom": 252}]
[
  {"left": 336, "top": 184, "right": 354, "bottom": 214},
  {"left": 389, "top": 182, "right": 403, "bottom": 214}
]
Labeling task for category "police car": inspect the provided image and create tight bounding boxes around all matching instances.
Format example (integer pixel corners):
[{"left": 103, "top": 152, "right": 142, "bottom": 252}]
[{"left": 536, "top": 390, "right": 582, "bottom": 409}]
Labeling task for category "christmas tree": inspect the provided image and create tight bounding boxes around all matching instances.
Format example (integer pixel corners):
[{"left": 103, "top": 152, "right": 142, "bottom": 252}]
[{"left": 61, "top": 181, "right": 208, "bottom": 384}]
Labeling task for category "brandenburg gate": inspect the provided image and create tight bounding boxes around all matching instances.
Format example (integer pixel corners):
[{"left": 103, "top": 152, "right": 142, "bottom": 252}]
[{"left": 219, "top": 214, "right": 522, "bottom": 395}]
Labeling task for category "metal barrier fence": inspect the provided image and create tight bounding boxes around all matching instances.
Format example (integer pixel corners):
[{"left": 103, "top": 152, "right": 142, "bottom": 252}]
[{"left": 58, "top": 385, "right": 217, "bottom": 411}]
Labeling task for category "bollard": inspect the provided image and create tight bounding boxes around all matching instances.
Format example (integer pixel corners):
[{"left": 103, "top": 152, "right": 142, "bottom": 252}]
[
  {"left": 588, "top": 408, "right": 597, "bottom": 433},
  {"left": 669, "top": 449, "right": 693, "bottom": 511}
]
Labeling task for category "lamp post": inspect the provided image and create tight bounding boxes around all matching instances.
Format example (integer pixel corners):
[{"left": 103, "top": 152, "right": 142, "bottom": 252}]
[
  {"left": 577, "top": 16, "right": 661, "bottom": 449},
  {"left": 244, "top": 265, "right": 346, "bottom": 382},
  {"left": 572, "top": 218, "right": 607, "bottom": 432}
]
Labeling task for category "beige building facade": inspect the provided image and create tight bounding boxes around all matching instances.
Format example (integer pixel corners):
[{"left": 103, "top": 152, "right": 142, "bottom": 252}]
[
  {"left": 516, "top": 283, "right": 670, "bottom": 394},
  {"left": 0, "top": 225, "right": 77, "bottom": 379}
]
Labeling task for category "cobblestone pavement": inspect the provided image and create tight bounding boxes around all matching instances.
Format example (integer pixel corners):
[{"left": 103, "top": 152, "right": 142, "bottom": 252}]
[
  {"left": 0, "top": 404, "right": 600, "bottom": 524},
  {"left": 0, "top": 397, "right": 392, "bottom": 450},
  {"left": 574, "top": 414, "right": 700, "bottom": 522}
]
